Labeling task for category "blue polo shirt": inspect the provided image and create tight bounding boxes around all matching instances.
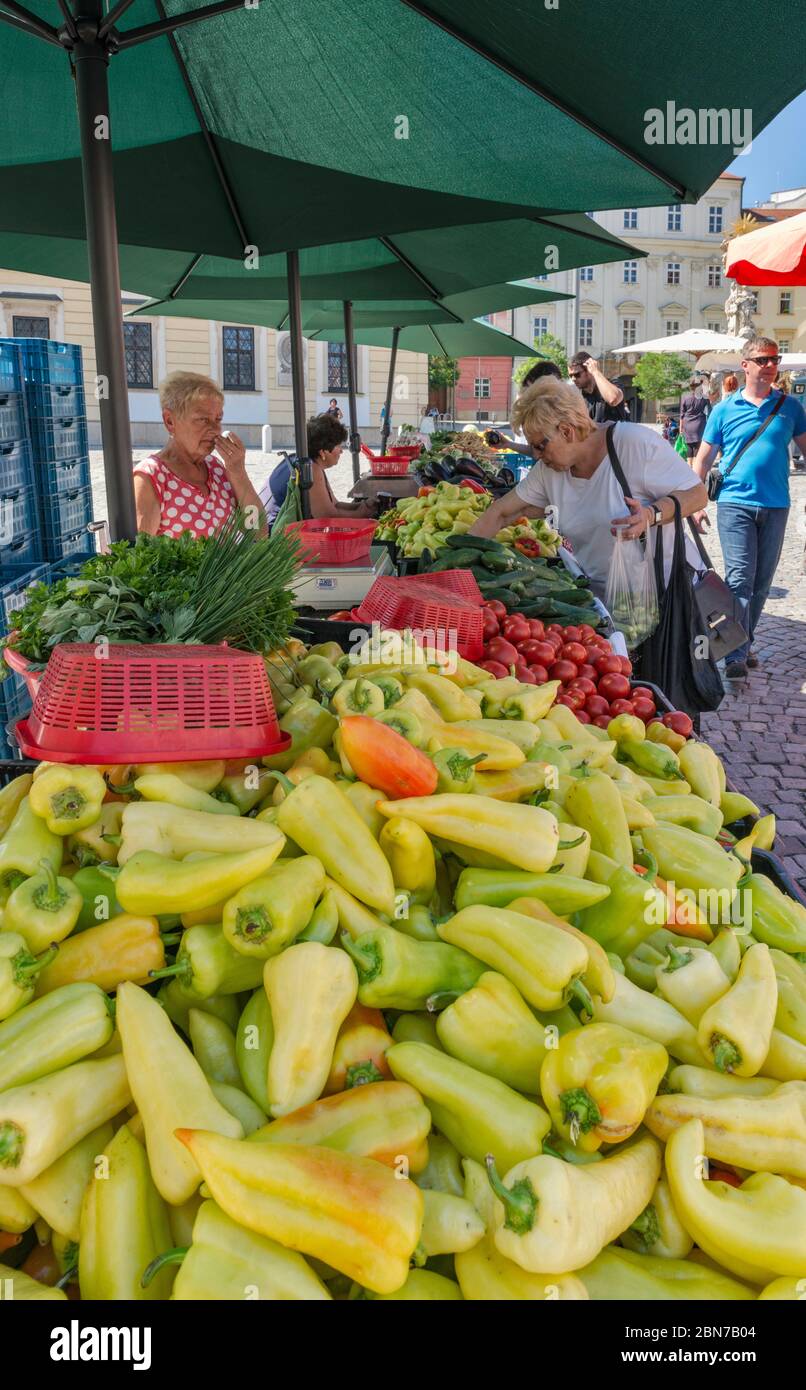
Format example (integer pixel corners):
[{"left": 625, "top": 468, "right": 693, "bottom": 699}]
[{"left": 703, "top": 389, "right": 806, "bottom": 508}]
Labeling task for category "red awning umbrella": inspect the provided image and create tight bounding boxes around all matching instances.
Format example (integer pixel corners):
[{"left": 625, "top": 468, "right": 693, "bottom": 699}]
[{"left": 726, "top": 210, "right": 806, "bottom": 286}]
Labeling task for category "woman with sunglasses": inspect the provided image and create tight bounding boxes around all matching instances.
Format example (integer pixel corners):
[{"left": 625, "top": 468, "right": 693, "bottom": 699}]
[
  {"left": 468, "top": 377, "right": 707, "bottom": 600},
  {"left": 692, "top": 337, "right": 806, "bottom": 679}
]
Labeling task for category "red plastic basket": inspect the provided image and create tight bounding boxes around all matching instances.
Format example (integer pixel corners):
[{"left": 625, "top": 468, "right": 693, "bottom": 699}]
[
  {"left": 368, "top": 457, "right": 412, "bottom": 477},
  {"left": 8, "top": 643, "right": 291, "bottom": 763},
  {"left": 403, "top": 569, "right": 483, "bottom": 604},
  {"left": 288, "top": 518, "right": 376, "bottom": 565},
  {"left": 355, "top": 577, "right": 484, "bottom": 659},
  {"left": 388, "top": 446, "right": 422, "bottom": 459}
]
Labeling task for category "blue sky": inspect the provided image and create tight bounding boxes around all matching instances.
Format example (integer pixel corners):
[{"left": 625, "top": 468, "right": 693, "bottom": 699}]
[{"left": 728, "top": 91, "right": 806, "bottom": 206}]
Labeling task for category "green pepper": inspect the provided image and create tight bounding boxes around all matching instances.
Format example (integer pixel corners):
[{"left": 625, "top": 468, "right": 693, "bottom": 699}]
[
  {"left": 396, "top": 904, "right": 441, "bottom": 942},
  {"left": 150, "top": 923, "right": 265, "bottom": 999},
  {"left": 747, "top": 873, "right": 806, "bottom": 954},
  {"left": 340, "top": 927, "right": 485, "bottom": 1011},
  {"left": 370, "top": 675, "right": 404, "bottom": 709},
  {"left": 580, "top": 851, "right": 668, "bottom": 957},
  {"left": 296, "top": 654, "right": 344, "bottom": 697},
  {"left": 221, "top": 857, "right": 326, "bottom": 959},
  {"left": 4, "top": 857, "right": 82, "bottom": 953},
  {"left": 453, "top": 866, "right": 610, "bottom": 916},
  {"left": 527, "top": 741, "right": 572, "bottom": 774},
  {"left": 618, "top": 738, "right": 682, "bottom": 781},
  {"left": 72, "top": 864, "right": 122, "bottom": 933},
  {"left": 188, "top": 1009, "right": 242, "bottom": 1088},
  {"left": 641, "top": 824, "right": 744, "bottom": 899},
  {"left": 0, "top": 797, "right": 62, "bottom": 903},
  {"left": 297, "top": 888, "right": 339, "bottom": 944},
  {"left": 391, "top": 1012, "right": 443, "bottom": 1049},
  {"left": 217, "top": 766, "right": 277, "bottom": 815},
  {"left": 387, "top": 1040, "right": 550, "bottom": 1172},
  {"left": 0, "top": 982, "right": 114, "bottom": 1093},
  {"left": 0, "top": 935, "right": 59, "bottom": 1021},
  {"left": 413, "top": 1132, "right": 465, "bottom": 1196},
  {"left": 374, "top": 709, "right": 425, "bottom": 746},
  {"left": 331, "top": 678, "right": 385, "bottom": 719},
  {"left": 235, "top": 988, "right": 274, "bottom": 1112},
  {"left": 157, "top": 983, "right": 240, "bottom": 1036},
  {"left": 431, "top": 748, "right": 485, "bottom": 795},
  {"left": 29, "top": 765, "right": 106, "bottom": 835},
  {"left": 261, "top": 697, "right": 339, "bottom": 774}
]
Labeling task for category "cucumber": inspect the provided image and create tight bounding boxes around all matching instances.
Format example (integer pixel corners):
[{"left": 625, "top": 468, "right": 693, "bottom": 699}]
[{"left": 445, "top": 533, "right": 505, "bottom": 553}]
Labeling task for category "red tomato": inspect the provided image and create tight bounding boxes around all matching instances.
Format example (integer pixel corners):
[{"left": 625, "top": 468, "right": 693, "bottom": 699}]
[
  {"left": 477, "top": 660, "right": 509, "bottom": 679},
  {"left": 482, "top": 610, "right": 500, "bottom": 640},
  {"left": 663, "top": 710, "right": 694, "bottom": 737},
  {"left": 575, "top": 709, "right": 591, "bottom": 724},
  {"left": 528, "top": 664, "right": 549, "bottom": 684},
  {"left": 578, "top": 624, "right": 597, "bottom": 639},
  {"left": 562, "top": 626, "right": 582, "bottom": 643},
  {"left": 576, "top": 663, "right": 598, "bottom": 681},
  {"left": 518, "top": 668, "right": 538, "bottom": 685},
  {"left": 632, "top": 697, "right": 657, "bottom": 721},
  {"left": 523, "top": 640, "right": 557, "bottom": 667},
  {"left": 544, "top": 633, "right": 564, "bottom": 652},
  {"left": 548, "top": 624, "right": 565, "bottom": 637},
  {"left": 593, "top": 714, "right": 612, "bottom": 729},
  {"left": 609, "top": 698, "right": 636, "bottom": 717},
  {"left": 631, "top": 686, "right": 655, "bottom": 701},
  {"left": 584, "top": 694, "right": 610, "bottom": 718},
  {"left": 560, "top": 642, "right": 588, "bottom": 666},
  {"left": 594, "top": 652, "right": 623, "bottom": 676},
  {"left": 503, "top": 615, "right": 531, "bottom": 643},
  {"left": 598, "top": 672, "right": 631, "bottom": 702},
  {"left": 583, "top": 642, "right": 603, "bottom": 662},
  {"left": 484, "top": 599, "right": 507, "bottom": 621},
  {"left": 568, "top": 677, "right": 597, "bottom": 697},
  {"left": 619, "top": 657, "right": 633, "bottom": 676},
  {"left": 486, "top": 636, "right": 519, "bottom": 667},
  {"left": 549, "top": 660, "right": 579, "bottom": 685},
  {"left": 561, "top": 687, "right": 586, "bottom": 711},
  {"left": 330, "top": 610, "right": 355, "bottom": 621},
  {"left": 527, "top": 619, "right": 546, "bottom": 640}
]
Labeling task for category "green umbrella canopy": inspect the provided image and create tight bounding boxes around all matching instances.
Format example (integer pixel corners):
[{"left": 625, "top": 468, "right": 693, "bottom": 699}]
[
  {"left": 307, "top": 319, "right": 538, "bottom": 358},
  {"left": 0, "top": 0, "right": 798, "bottom": 247},
  {"left": 0, "top": 216, "right": 632, "bottom": 302}
]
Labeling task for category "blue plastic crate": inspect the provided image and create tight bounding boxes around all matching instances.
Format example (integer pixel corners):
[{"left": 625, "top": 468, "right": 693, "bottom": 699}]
[
  {"left": 0, "top": 391, "right": 28, "bottom": 445},
  {"left": 0, "top": 485, "right": 40, "bottom": 544},
  {"left": 26, "top": 379, "right": 86, "bottom": 422},
  {"left": 0, "top": 342, "right": 23, "bottom": 395},
  {"left": 29, "top": 412, "right": 88, "bottom": 463},
  {"left": 45, "top": 524, "right": 95, "bottom": 564},
  {"left": 0, "top": 561, "right": 49, "bottom": 637},
  {"left": 7, "top": 338, "right": 83, "bottom": 388},
  {"left": 0, "top": 439, "right": 34, "bottom": 494},
  {"left": 34, "top": 453, "right": 91, "bottom": 498},
  {"left": 0, "top": 528, "right": 43, "bottom": 568},
  {"left": 41, "top": 483, "right": 93, "bottom": 541}
]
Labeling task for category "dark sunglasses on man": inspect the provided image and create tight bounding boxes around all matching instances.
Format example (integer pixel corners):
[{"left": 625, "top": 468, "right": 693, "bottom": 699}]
[{"left": 745, "top": 354, "right": 782, "bottom": 366}]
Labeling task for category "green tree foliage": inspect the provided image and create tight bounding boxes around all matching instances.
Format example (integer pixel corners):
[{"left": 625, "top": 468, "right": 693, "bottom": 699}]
[
  {"left": 633, "top": 352, "right": 691, "bottom": 402},
  {"left": 428, "top": 355, "right": 461, "bottom": 388},
  {"left": 514, "top": 332, "right": 568, "bottom": 385}
]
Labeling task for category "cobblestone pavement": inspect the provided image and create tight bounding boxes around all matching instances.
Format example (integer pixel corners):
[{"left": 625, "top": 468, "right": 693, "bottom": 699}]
[
  {"left": 90, "top": 452, "right": 806, "bottom": 889},
  {"left": 699, "top": 474, "right": 806, "bottom": 892}
]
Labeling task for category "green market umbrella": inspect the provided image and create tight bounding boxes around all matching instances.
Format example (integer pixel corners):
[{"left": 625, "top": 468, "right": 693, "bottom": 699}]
[{"left": 0, "top": 0, "right": 798, "bottom": 537}]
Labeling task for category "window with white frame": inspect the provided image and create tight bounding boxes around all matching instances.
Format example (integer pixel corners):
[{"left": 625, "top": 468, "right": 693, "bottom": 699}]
[
  {"left": 533, "top": 317, "right": 548, "bottom": 342},
  {"left": 706, "top": 320, "right": 722, "bottom": 333},
  {"left": 621, "top": 319, "right": 638, "bottom": 347},
  {"left": 665, "top": 320, "right": 681, "bottom": 336},
  {"left": 474, "top": 378, "right": 491, "bottom": 399},
  {"left": 666, "top": 262, "right": 681, "bottom": 286},
  {"left": 579, "top": 318, "right": 594, "bottom": 348},
  {"left": 778, "top": 335, "right": 793, "bottom": 351},
  {"left": 708, "top": 206, "right": 724, "bottom": 234},
  {"left": 707, "top": 264, "right": 722, "bottom": 288},
  {"left": 780, "top": 292, "right": 793, "bottom": 315},
  {"left": 623, "top": 261, "right": 638, "bottom": 284},
  {"left": 579, "top": 266, "right": 594, "bottom": 282},
  {"left": 623, "top": 210, "right": 638, "bottom": 229},
  {"left": 667, "top": 204, "right": 682, "bottom": 231}
]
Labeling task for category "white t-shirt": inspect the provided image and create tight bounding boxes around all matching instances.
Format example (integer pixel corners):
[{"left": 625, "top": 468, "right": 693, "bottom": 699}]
[{"left": 515, "top": 422, "right": 704, "bottom": 598}]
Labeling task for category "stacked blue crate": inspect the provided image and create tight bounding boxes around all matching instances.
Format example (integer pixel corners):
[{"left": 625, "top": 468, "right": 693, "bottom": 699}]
[
  {"left": 0, "top": 342, "right": 41, "bottom": 568},
  {"left": 0, "top": 561, "right": 49, "bottom": 758},
  {"left": 0, "top": 339, "right": 94, "bottom": 563}
]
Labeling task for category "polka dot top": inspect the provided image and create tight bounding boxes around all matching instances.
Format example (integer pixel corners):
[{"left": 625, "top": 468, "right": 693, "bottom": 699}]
[{"left": 133, "top": 453, "right": 236, "bottom": 538}]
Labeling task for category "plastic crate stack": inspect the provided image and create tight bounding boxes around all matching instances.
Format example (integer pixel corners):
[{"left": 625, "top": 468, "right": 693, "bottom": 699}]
[
  {"left": 0, "top": 561, "right": 49, "bottom": 757},
  {"left": 0, "top": 337, "right": 94, "bottom": 565}
]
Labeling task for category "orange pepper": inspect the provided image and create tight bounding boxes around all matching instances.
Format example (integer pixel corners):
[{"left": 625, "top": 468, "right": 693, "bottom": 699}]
[{"left": 324, "top": 1002, "right": 394, "bottom": 1094}]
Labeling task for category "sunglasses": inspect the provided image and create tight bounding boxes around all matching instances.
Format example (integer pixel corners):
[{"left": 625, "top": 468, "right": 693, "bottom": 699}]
[
  {"left": 569, "top": 370, "right": 584, "bottom": 379},
  {"left": 745, "top": 355, "right": 781, "bottom": 366}
]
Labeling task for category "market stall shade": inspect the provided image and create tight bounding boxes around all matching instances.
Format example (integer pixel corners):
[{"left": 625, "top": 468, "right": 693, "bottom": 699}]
[
  {"left": 725, "top": 211, "right": 806, "bottom": 287},
  {"left": 613, "top": 329, "right": 748, "bottom": 358}
]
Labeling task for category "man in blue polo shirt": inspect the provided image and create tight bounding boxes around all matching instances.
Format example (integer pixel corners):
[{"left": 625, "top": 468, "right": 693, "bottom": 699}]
[{"left": 693, "top": 336, "right": 806, "bottom": 679}]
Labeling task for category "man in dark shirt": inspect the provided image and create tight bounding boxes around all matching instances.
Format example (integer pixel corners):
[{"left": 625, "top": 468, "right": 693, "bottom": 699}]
[
  {"left": 568, "top": 351, "right": 628, "bottom": 422},
  {"left": 679, "top": 377, "right": 709, "bottom": 459}
]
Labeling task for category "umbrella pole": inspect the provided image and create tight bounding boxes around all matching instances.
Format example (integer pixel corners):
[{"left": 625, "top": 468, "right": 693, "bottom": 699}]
[
  {"left": 73, "top": 6, "right": 137, "bottom": 542},
  {"left": 380, "top": 325, "right": 400, "bottom": 456},
  {"left": 343, "top": 300, "right": 361, "bottom": 484},
  {"left": 286, "top": 250, "right": 311, "bottom": 518}
]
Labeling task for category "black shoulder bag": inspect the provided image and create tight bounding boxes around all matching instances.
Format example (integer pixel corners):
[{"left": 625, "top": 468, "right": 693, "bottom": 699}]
[
  {"left": 706, "top": 392, "right": 786, "bottom": 500},
  {"left": 685, "top": 519, "right": 747, "bottom": 663}
]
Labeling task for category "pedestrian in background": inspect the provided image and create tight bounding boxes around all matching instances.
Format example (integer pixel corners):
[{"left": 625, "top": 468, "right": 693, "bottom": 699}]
[
  {"left": 567, "top": 352, "right": 628, "bottom": 423},
  {"left": 680, "top": 377, "right": 709, "bottom": 459}
]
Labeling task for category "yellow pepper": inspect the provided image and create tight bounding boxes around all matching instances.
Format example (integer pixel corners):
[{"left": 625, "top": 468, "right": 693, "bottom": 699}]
[
  {"left": 66, "top": 801, "right": 124, "bottom": 867},
  {"left": 377, "top": 795, "right": 559, "bottom": 873},
  {"left": 0, "top": 772, "right": 32, "bottom": 839},
  {"left": 417, "top": 1187, "right": 485, "bottom": 1259},
  {"left": 577, "top": 1245, "right": 753, "bottom": 1301},
  {"left": 263, "top": 942, "right": 358, "bottom": 1117},
  {"left": 666, "top": 1116, "right": 806, "bottom": 1282},
  {"left": 402, "top": 670, "right": 484, "bottom": 722},
  {"left": 506, "top": 897, "right": 615, "bottom": 1003},
  {"left": 677, "top": 741, "right": 723, "bottom": 807},
  {"left": 134, "top": 760, "right": 225, "bottom": 793},
  {"left": 645, "top": 1080, "right": 806, "bottom": 1179},
  {"left": 34, "top": 914, "right": 164, "bottom": 996},
  {"left": 221, "top": 857, "right": 326, "bottom": 959},
  {"left": 79, "top": 1123, "right": 175, "bottom": 1301},
  {"left": 621, "top": 1175, "right": 693, "bottom": 1259},
  {"left": 175, "top": 1129, "right": 423, "bottom": 1295},
  {"left": 733, "top": 812, "right": 776, "bottom": 858},
  {"left": 437, "top": 904, "right": 589, "bottom": 1012},
  {"left": 540, "top": 1021, "right": 667, "bottom": 1152},
  {"left": 668, "top": 1064, "right": 779, "bottom": 1100},
  {"left": 453, "top": 719, "right": 539, "bottom": 752},
  {"left": 697, "top": 942, "right": 778, "bottom": 1074},
  {"left": 564, "top": 769, "right": 633, "bottom": 867},
  {"left": 18, "top": 1122, "right": 114, "bottom": 1242},
  {"left": 435, "top": 971, "right": 551, "bottom": 1094},
  {"left": 116, "top": 843, "right": 285, "bottom": 916},
  {"left": 251, "top": 1081, "right": 430, "bottom": 1173},
  {"left": 654, "top": 941, "right": 731, "bottom": 1024},
  {"left": 133, "top": 773, "right": 239, "bottom": 817},
  {"left": 28, "top": 764, "right": 106, "bottom": 835},
  {"left": 472, "top": 763, "right": 552, "bottom": 803},
  {"left": 342, "top": 782, "right": 387, "bottom": 839},
  {"left": 720, "top": 789, "right": 760, "bottom": 823},
  {"left": 118, "top": 799, "right": 283, "bottom": 864},
  {"left": 379, "top": 817, "right": 436, "bottom": 905},
  {"left": 0, "top": 1054, "right": 130, "bottom": 1186}
]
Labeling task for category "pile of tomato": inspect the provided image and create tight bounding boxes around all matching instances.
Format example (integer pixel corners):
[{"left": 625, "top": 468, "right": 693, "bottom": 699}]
[{"left": 477, "top": 601, "right": 694, "bottom": 734}]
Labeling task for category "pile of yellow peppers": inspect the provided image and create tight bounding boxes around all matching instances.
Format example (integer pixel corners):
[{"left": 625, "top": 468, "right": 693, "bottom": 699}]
[{"left": 1, "top": 626, "right": 805, "bottom": 1302}]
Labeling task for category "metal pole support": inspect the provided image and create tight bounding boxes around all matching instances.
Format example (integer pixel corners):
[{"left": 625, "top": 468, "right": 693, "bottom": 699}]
[
  {"left": 343, "top": 300, "right": 361, "bottom": 484},
  {"left": 380, "top": 325, "right": 400, "bottom": 456},
  {"left": 286, "top": 250, "right": 311, "bottom": 518}
]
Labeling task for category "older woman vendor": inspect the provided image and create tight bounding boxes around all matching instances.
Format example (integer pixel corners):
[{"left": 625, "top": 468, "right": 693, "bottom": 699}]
[{"left": 134, "top": 372, "right": 264, "bottom": 537}]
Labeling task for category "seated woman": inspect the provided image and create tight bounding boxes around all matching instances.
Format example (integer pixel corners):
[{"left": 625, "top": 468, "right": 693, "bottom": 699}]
[
  {"left": 469, "top": 378, "right": 707, "bottom": 600},
  {"left": 264, "top": 413, "right": 373, "bottom": 527},
  {"left": 134, "top": 372, "right": 265, "bottom": 536}
]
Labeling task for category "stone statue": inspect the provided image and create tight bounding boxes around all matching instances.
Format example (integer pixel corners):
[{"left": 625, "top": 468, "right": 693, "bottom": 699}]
[{"left": 722, "top": 237, "right": 755, "bottom": 340}]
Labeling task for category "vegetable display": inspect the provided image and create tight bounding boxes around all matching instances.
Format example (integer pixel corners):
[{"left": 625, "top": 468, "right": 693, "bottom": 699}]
[
  {"left": 1, "top": 627, "right": 804, "bottom": 1303},
  {"left": 375, "top": 482, "right": 560, "bottom": 560}
]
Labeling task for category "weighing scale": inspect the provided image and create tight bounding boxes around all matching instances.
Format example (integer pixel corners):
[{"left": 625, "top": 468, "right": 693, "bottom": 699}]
[{"left": 293, "top": 545, "right": 395, "bottom": 611}]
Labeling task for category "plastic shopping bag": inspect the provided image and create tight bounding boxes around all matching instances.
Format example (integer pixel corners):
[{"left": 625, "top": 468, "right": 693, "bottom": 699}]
[{"left": 605, "top": 532, "right": 659, "bottom": 650}]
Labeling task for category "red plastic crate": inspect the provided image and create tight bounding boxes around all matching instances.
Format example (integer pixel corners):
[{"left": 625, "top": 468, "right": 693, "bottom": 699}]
[
  {"left": 404, "top": 569, "right": 483, "bottom": 604},
  {"left": 368, "top": 456, "right": 412, "bottom": 477},
  {"left": 288, "top": 518, "right": 376, "bottom": 565},
  {"left": 388, "top": 446, "right": 421, "bottom": 459},
  {"left": 7, "top": 642, "right": 290, "bottom": 763},
  {"left": 355, "top": 577, "right": 484, "bottom": 659}
]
